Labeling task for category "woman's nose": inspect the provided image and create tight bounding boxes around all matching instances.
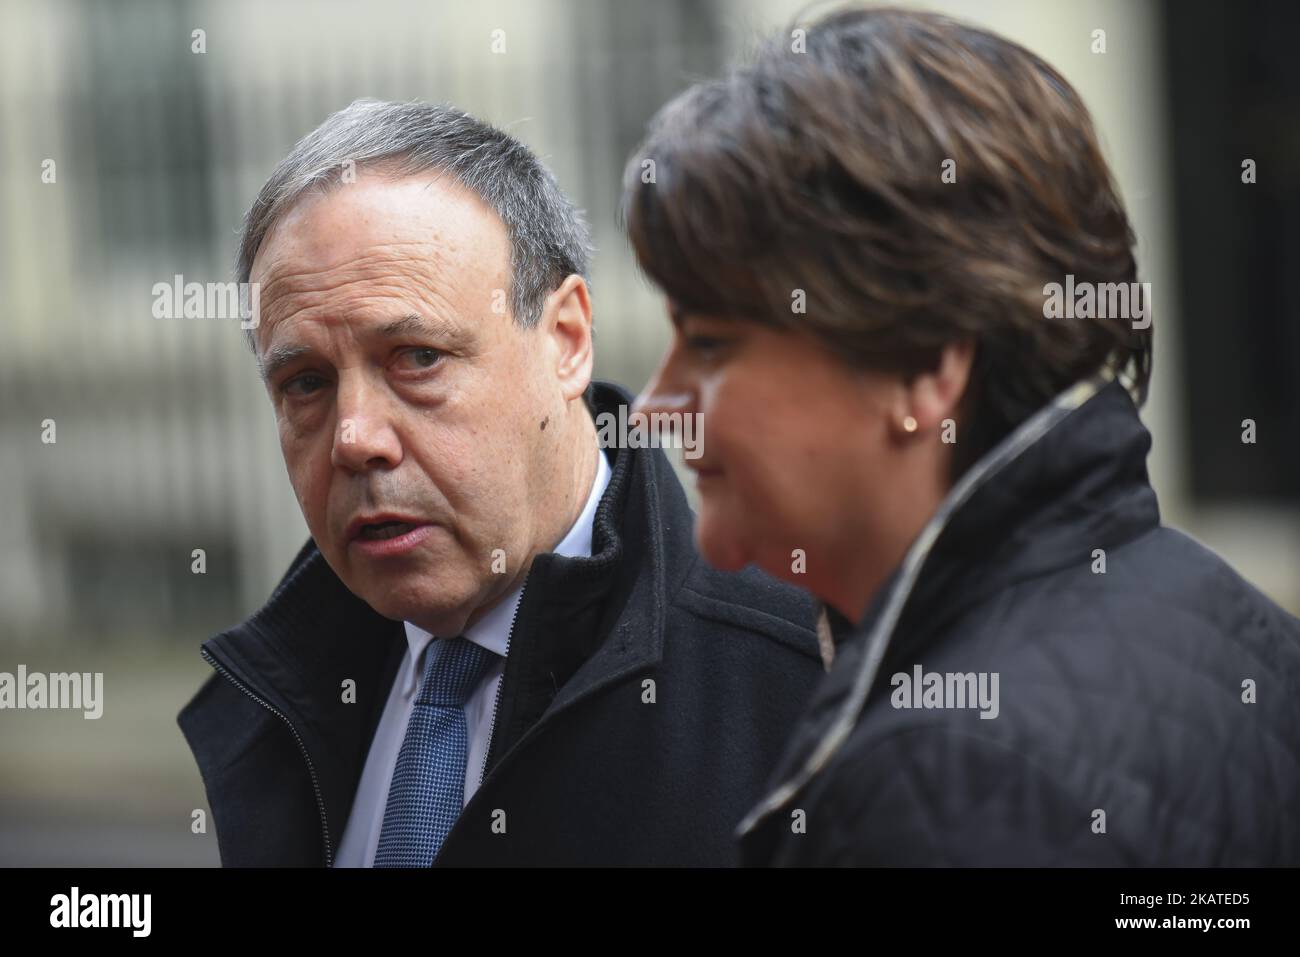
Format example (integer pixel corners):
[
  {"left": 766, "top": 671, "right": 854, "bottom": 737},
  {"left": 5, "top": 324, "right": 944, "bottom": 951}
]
[{"left": 633, "top": 353, "right": 695, "bottom": 419}]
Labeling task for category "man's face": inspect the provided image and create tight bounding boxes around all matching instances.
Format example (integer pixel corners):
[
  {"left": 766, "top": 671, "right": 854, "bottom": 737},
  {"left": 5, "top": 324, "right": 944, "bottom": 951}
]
[{"left": 249, "top": 172, "right": 566, "bottom": 636}]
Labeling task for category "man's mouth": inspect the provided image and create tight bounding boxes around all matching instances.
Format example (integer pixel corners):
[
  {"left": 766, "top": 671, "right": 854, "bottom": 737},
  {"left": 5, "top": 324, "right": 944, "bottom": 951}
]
[
  {"left": 347, "top": 515, "right": 436, "bottom": 558},
  {"left": 356, "top": 520, "right": 420, "bottom": 541}
]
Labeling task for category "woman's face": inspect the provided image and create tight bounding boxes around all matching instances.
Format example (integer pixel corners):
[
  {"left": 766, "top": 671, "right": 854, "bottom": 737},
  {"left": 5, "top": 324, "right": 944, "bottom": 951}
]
[{"left": 634, "top": 307, "right": 940, "bottom": 613}]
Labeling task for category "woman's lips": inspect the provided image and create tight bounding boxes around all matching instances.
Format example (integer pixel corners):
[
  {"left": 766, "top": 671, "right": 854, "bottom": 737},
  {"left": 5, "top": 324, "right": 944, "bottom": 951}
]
[{"left": 348, "top": 523, "right": 435, "bottom": 557}]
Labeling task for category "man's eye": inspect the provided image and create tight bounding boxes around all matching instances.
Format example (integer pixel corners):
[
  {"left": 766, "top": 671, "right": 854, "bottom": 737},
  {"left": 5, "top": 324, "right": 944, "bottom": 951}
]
[
  {"left": 283, "top": 374, "right": 326, "bottom": 397},
  {"left": 397, "top": 346, "right": 444, "bottom": 370}
]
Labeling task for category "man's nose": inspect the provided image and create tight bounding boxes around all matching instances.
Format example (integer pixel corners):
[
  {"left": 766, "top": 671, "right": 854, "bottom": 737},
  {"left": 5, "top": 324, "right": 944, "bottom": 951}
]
[{"left": 330, "top": 375, "right": 403, "bottom": 472}]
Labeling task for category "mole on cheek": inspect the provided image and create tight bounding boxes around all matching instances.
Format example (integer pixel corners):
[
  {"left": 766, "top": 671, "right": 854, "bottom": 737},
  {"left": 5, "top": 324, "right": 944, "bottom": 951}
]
[{"left": 540, "top": 416, "right": 549, "bottom": 431}]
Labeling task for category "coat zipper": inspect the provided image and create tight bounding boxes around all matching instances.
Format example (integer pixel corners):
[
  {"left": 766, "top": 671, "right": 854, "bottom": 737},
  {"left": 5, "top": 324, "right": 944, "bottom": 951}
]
[
  {"left": 477, "top": 576, "right": 527, "bottom": 790},
  {"left": 200, "top": 646, "right": 333, "bottom": 867}
]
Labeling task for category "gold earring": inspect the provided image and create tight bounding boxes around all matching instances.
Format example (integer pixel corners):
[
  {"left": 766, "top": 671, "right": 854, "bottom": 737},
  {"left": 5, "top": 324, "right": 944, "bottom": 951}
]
[{"left": 902, "top": 415, "right": 918, "bottom": 433}]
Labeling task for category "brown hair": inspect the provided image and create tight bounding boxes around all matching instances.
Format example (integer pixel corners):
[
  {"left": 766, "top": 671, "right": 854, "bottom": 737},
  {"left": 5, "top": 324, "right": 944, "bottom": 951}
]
[{"left": 622, "top": 5, "right": 1151, "bottom": 475}]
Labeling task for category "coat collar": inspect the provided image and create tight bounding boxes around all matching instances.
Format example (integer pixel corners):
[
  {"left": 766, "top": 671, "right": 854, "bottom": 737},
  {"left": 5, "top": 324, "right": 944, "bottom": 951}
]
[
  {"left": 737, "top": 372, "right": 1161, "bottom": 839},
  {"left": 196, "top": 380, "right": 694, "bottom": 865}
]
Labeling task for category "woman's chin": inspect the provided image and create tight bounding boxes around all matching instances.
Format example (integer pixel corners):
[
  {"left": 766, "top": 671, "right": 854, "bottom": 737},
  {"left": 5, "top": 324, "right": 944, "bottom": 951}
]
[{"left": 695, "top": 518, "right": 751, "bottom": 572}]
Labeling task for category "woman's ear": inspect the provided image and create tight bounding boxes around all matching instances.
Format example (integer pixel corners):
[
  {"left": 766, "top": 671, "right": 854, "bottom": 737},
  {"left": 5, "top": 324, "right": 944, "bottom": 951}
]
[{"left": 894, "top": 340, "right": 975, "bottom": 436}]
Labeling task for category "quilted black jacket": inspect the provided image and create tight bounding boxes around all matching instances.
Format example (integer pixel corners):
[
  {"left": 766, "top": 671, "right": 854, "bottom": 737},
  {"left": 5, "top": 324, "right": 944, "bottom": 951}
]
[{"left": 737, "top": 375, "right": 1300, "bottom": 866}]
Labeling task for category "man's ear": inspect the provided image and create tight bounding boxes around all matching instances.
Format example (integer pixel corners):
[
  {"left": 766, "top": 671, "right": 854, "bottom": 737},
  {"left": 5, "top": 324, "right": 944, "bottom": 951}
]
[
  {"left": 894, "top": 339, "right": 975, "bottom": 435},
  {"left": 540, "top": 274, "right": 594, "bottom": 401}
]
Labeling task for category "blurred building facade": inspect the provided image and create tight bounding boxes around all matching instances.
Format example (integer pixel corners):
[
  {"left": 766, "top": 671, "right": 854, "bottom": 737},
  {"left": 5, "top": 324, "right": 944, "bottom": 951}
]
[{"left": 1, "top": 0, "right": 1296, "bottom": 652}]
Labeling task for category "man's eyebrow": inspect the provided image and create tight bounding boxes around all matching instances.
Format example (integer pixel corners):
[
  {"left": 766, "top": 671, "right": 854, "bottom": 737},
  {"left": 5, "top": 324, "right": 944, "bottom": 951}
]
[
  {"left": 259, "top": 343, "right": 312, "bottom": 384},
  {"left": 377, "top": 312, "right": 458, "bottom": 340}
]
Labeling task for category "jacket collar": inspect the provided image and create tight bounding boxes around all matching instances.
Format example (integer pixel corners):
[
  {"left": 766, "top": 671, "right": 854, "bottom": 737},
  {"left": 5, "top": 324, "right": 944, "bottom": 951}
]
[
  {"left": 737, "top": 371, "right": 1162, "bottom": 838},
  {"left": 197, "top": 379, "right": 695, "bottom": 865}
]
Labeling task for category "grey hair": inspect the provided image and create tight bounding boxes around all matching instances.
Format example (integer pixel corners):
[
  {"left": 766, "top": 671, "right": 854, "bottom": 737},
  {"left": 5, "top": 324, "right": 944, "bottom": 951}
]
[{"left": 235, "top": 98, "right": 593, "bottom": 353}]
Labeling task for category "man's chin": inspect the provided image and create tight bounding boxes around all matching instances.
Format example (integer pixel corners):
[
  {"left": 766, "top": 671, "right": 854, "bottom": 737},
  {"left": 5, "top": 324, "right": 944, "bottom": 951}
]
[
  {"left": 366, "top": 594, "right": 475, "bottom": 635},
  {"left": 346, "top": 570, "right": 480, "bottom": 633}
]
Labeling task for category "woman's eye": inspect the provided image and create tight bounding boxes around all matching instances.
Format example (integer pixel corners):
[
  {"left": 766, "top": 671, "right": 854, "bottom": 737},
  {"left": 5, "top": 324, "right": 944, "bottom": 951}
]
[
  {"left": 684, "top": 335, "right": 730, "bottom": 357},
  {"left": 397, "top": 346, "right": 444, "bottom": 370}
]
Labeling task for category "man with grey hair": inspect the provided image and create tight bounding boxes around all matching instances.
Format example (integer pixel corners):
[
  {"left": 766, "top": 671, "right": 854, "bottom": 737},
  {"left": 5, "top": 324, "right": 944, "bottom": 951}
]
[{"left": 177, "top": 99, "right": 824, "bottom": 866}]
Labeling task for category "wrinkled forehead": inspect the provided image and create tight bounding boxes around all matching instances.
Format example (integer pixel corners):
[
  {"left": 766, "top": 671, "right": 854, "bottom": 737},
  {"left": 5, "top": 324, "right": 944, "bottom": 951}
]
[{"left": 249, "top": 173, "right": 511, "bottom": 348}]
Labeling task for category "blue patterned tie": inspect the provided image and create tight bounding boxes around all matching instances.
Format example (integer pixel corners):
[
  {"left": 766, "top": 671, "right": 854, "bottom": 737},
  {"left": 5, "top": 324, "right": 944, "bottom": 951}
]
[{"left": 374, "top": 636, "right": 497, "bottom": 867}]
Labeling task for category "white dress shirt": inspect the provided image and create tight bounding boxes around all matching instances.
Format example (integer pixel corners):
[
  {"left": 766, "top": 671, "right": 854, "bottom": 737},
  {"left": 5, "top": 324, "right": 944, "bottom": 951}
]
[{"left": 335, "top": 444, "right": 611, "bottom": 867}]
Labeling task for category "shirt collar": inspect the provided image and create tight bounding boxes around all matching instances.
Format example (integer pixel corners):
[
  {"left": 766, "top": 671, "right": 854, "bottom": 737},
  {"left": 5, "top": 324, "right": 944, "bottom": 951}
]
[{"left": 400, "top": 444, "right": 612, "bottom": 695}]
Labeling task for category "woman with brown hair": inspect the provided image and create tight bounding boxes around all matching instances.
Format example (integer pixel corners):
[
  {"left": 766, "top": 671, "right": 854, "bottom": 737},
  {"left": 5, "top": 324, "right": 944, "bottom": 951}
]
[{"left": 624, "top": 6, "right": 1300, "bottom": 865}]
